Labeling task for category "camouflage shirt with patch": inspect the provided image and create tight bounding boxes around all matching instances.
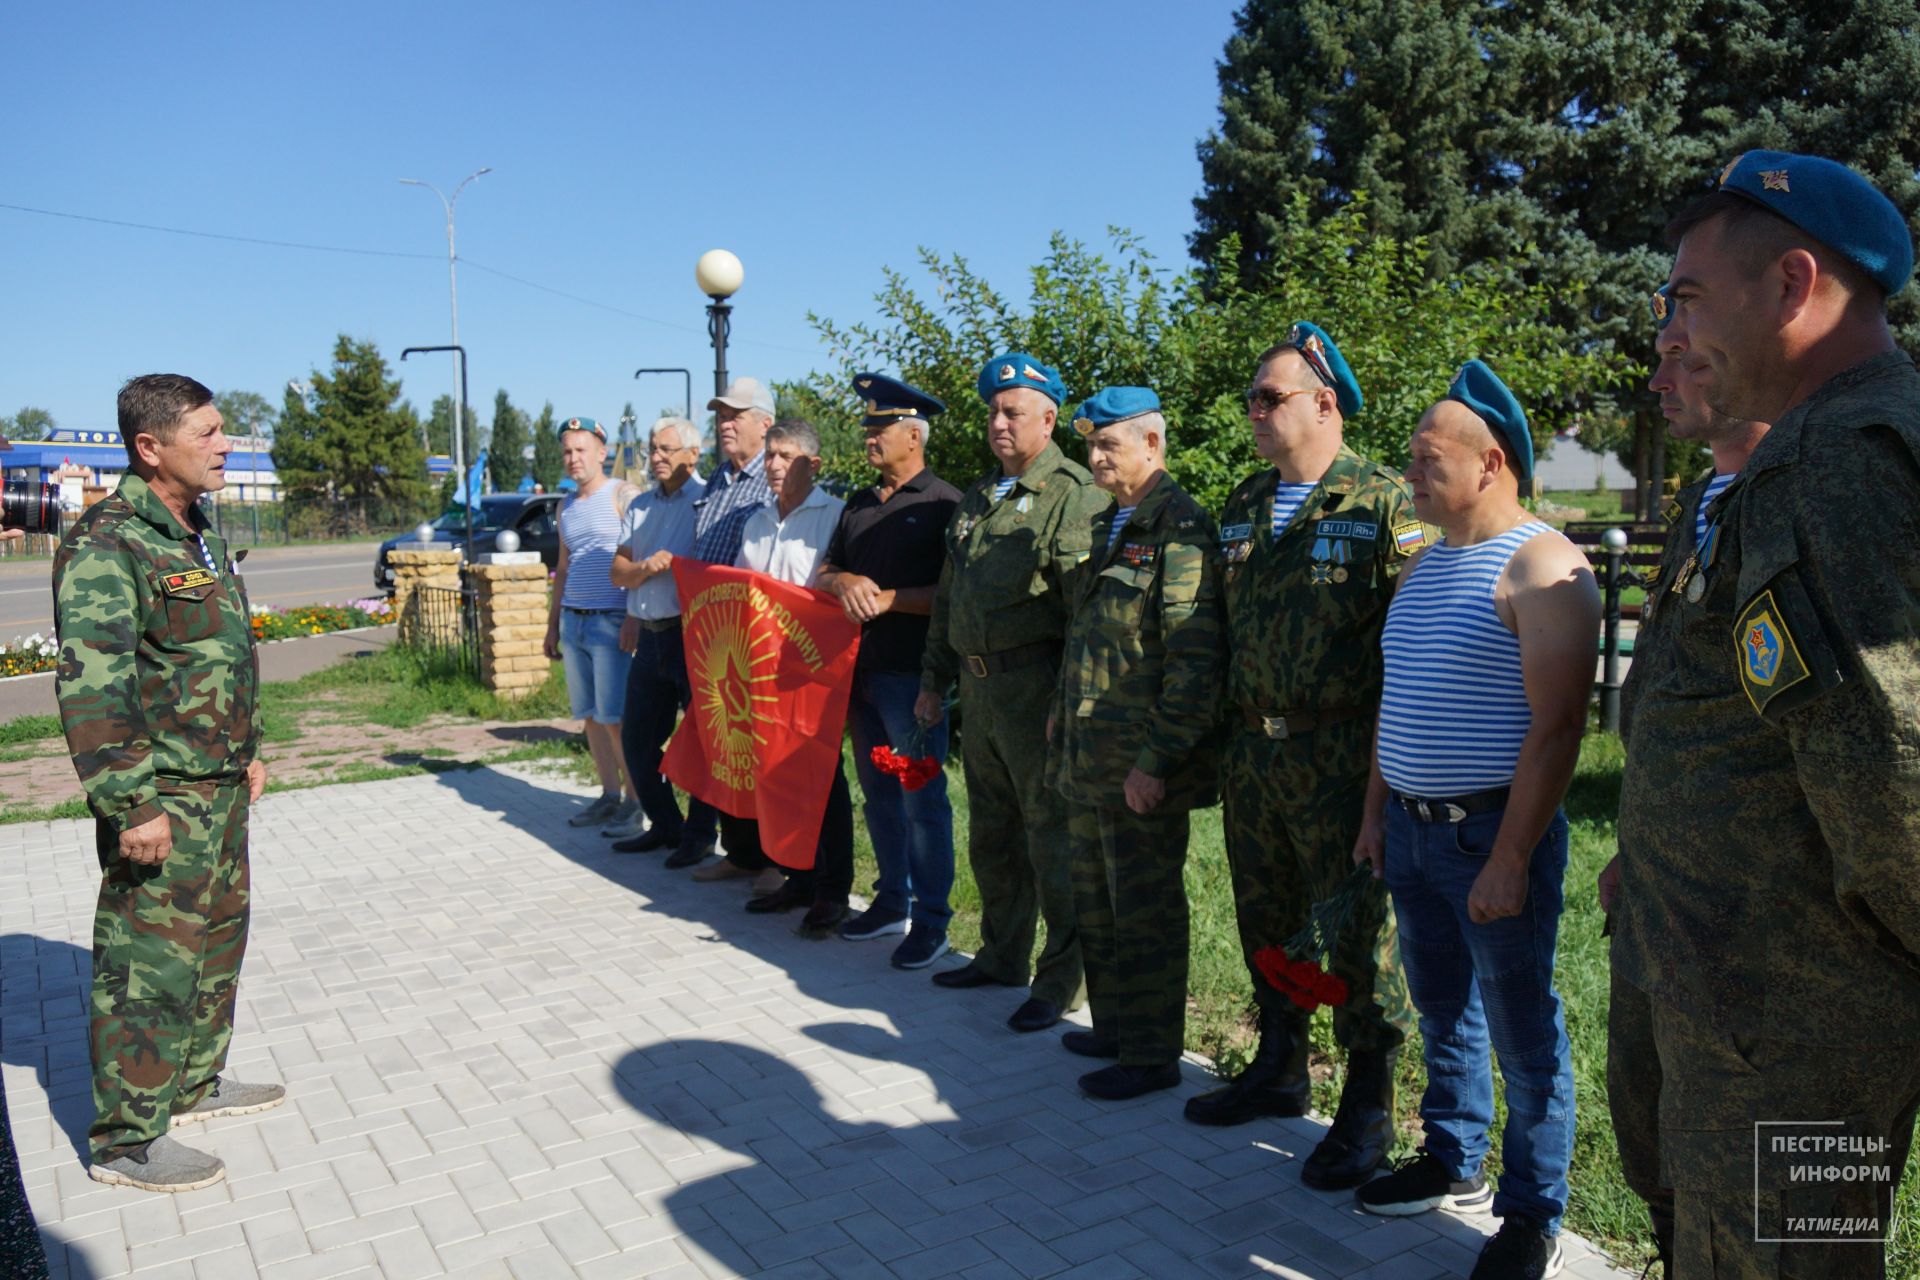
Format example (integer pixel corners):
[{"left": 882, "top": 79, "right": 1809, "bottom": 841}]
[
  {"left": 1051, "top": 474, "right": 1224, "bottom": 812},
  {"left": 52, "top": 472, "right": 260, "bottom": 833},
  {"left": 1615, "top": 350, "right": 1920, "bottom": 1043},
  {"left": 1217, "top": 446, "right": 1421, "bottom": 718},
  {"left": 922, "top": 441, "right": 1113, "bottom": 694}
]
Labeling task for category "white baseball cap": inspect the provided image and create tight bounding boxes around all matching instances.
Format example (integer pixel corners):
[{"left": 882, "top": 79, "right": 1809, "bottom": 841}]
[{"left": 706, "top": 377, "right": 776, "bottom": 416}]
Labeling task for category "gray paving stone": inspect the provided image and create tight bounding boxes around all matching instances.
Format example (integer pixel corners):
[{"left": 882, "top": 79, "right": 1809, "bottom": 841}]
[{"left": 0, "top": 771, "right": 1633, "bottom": 1280}]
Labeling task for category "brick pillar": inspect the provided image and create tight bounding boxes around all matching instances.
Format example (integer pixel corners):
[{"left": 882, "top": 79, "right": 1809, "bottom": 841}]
[
  {"left": 472, "top": 562, "right": 552, "bottom": 699},
  {"left": 389, "top": 549, "right": 463, "bottom": 647}
]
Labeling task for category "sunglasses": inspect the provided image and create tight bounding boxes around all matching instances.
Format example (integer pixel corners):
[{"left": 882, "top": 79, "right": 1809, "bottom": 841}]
[{"left": 1245, "top": 387, "right": 1319, "bottom": 414}]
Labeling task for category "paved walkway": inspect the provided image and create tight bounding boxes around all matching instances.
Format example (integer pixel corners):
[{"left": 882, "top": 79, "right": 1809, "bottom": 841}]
[{"left": 1, "top": 767, "right": 1630, "bottom": 1279}]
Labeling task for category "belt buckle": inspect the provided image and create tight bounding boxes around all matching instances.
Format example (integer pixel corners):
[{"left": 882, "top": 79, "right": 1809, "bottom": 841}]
[
  {"left": 1443, "top": 802, "right": 1468, "bottom": 823},
  {"left": 1260, "top": 714, "right": 1289, "bottom": 740},
  {"left": 964, "top": 654, "right": 989, "bottom": 679}
]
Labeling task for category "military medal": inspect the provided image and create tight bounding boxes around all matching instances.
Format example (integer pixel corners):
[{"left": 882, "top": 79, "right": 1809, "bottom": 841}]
[
  {"left": 1332, "top": 566, "right": 1349, "bottom": 583},
  {"left": 1310, "top": 562, "right": 1333, "bottom": 585},
  {"left": 1685, "top": 573, "right": 1706, "bottom": 603}
]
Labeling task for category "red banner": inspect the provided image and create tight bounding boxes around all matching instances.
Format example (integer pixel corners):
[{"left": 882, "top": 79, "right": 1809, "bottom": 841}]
[{"left": 661, "top": 560, "right": 861, "bottom": 869}]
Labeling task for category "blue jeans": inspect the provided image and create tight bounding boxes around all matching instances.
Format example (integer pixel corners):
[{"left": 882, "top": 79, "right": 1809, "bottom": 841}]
[
  {"left": 1383, "top": 802, "right": 1575, "bottom": 1233},
  {"left": 559, "top": 610, "right": 628, "bottom": 723},
  {"left": 845, "top": 669, "right": 954, "bottom": 930}
]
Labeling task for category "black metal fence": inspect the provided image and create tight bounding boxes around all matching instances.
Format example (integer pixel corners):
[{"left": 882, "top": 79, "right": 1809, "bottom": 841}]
[{"left": 397, "top": 578, "right": 481, "bottom": 680}]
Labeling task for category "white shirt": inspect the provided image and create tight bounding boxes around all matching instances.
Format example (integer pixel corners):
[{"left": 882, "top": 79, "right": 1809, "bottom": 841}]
[{"left": 736, "top": 484, "right": 846, "bottom": 588}]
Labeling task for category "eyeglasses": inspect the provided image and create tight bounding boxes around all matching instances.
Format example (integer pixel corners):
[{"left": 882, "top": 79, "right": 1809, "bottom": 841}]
[
  {"left": 1245, "top": 387, "right": 1319, "bottom": 414},
  {"left": 647, "top": 443, "right": 695, "bottom": 455}
]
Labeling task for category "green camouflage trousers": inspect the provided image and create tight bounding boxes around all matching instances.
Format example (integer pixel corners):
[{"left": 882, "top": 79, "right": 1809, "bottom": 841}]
[
  {"left": 1068, "top": 802, "right": 1190, "bottom": 1065},
  {"left": 959, "top": 660, "right": 1084, "bottom": 1011},
  {"left": 1609, "top": 968, "right": 1920, "bottom": 1278},
  {"left": 89, "top": 780, "right": 250, "bottom": 1159},
  {"left": 1221, "top": 719, "right": 1409, "bottom": 1052}
]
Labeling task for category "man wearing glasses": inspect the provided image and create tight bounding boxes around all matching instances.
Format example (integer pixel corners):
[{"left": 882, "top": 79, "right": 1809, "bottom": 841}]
[
  {"left": 1186, "top": 324, "right": 1421, "bottom": 1195},
  {"left": 609, "top": 417, "right": 712, "bottom": 854}
]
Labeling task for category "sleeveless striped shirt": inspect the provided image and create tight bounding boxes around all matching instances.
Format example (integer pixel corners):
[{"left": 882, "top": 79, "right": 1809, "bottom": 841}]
[
  {"left": 1377, "top": 520, "right": 1552, "bottom": 795},
  {"left": 559, "top": 483, "right": 632, "bottom": 610}
]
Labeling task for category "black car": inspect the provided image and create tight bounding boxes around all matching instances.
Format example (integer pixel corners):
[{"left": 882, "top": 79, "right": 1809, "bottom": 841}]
[{"left": 373, "top": 494, "right": 563, "bottom": 593}]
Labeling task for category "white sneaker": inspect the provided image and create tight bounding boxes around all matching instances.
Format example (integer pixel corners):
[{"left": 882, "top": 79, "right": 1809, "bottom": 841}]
[{"left": 602, "top": 805, "right": 647, "bottom": 839}]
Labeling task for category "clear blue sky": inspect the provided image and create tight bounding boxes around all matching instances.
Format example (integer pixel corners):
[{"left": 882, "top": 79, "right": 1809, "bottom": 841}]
[{"left": 5, "top": 1, "right": 1240, "bottom": 440}]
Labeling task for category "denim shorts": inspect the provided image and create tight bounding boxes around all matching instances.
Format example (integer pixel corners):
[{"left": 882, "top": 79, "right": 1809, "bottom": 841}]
[{"left": 559, "top": 609, "right": 629, "bottom": 723}]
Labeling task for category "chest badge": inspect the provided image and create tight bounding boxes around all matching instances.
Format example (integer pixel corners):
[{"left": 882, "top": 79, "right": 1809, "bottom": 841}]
[
  {"left": 162, "top": 568, "right": 217, "bottom": 595},
  {"left": 1119, "top": 543, "right": 1158, "bottom": 569},
  {"left": 1310, "top": 562, "right": 1333, "bottom": 586}
]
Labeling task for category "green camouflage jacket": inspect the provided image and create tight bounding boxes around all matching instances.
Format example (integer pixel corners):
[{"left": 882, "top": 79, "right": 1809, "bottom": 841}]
[
  {"left": 1050, "top": 473, "right": 1224, "bottom": 811},
  {"left": 52, "top": 473, "right": 260, "bottom": 832},
  {"left": 1616, "top": 350, "right": 1920, "bottom": 1043},
  {"left": 1218, "top": 446, "right": 1422, "bottom": 718},
  {"left": 922, "top": 441, "right": 1112, "bottom": 694}
]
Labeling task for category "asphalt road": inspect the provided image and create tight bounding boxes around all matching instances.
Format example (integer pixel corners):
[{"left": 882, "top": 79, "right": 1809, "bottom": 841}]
[{"left": 0, "top": 540, "right": 384, "bottom": 640}]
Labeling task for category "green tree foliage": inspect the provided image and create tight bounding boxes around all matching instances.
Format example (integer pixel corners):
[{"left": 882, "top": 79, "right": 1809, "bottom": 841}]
[
  {"left": 425, "top": 394, "right": 481, "bottom": 461},
  {"left": 1191, "top": 0, "right": 1920, "bottom": 502},
  {"left": 487, "top": 389, "right": 529, "bottom": 493},
  {"left": 0, "top": 407, "right": 55, "bottom": 441},
  {"left": 800, "top": 215, "right": 1628, "bottom": 512},
  {"left": 530, "top": 402, "right": 561, "bottom": 490},
  {"left": 272, "top": 336, "right": 432, "bottom": 514},
  {"left": 213, "top": 391, "right": 276, "bottom": 440}
]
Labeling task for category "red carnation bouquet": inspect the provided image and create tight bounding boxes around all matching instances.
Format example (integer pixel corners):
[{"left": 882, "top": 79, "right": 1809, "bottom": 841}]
[
  {"left": 869, "top": 711, "right": 947, "bottom": 792},
  {"left": 1252, "top": 864, "right": 1375, "bottom": 1012}
]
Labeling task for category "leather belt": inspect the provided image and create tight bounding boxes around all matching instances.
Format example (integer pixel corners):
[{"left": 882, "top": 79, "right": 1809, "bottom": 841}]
[
  {"left": 1239, "top": 705, "right": 1369, "bottom": 740},
  {"left": 564, "top": 606, "right": 624, "bottom": 615},
  {"left": 962, "top": 639, "right": 1058, "bottom": 680},
  {"left": 634, "top": 616, "right": 681, "bottom": 632},
  {"left": 1391, "top": 786, "right": 1512, "bottom": 824}
]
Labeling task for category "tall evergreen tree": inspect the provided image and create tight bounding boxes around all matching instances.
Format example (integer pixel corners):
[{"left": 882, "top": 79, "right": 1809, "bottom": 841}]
[
  {"left": 1191, "top": 0, "right": 1920, "bottom": 511},
  {"left": 530, "top": 401, "right": 562, "bottom": 490},
  {"left": 272, "top": 336, "right": 431, "bottom": 514},
  {"left": 487, "top": 389, "right": 529, "bottom": 493},
  {"left": 425, "top": 393, "right": 481, "bottom": 460}
]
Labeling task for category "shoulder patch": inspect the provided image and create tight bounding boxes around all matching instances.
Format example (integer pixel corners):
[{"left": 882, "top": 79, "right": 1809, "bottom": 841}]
[
  {"left": 1392, "top": 522, "right": 1428, "bottom": 554},
  {"left": 1734, "top": 589, "right": 1811, "bottom": 714},
  {"left": 1661, "top": 497, "right": 1683, "bottom": 526}
]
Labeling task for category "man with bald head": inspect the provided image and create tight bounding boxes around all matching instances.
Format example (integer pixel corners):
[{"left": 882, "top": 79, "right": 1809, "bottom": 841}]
[
  {"left": 1353, "top": 361, "right": 1596, "bottom": 1278},
  {"left": 917, "top": 353, "right": 1110, "bottom": 1033},
  {"left": 1188, "top": 323, "right": 1417, "bottom": 1194},
  {"left": 1610, "top": 152, "right": 1920, "bottom": 1277}
]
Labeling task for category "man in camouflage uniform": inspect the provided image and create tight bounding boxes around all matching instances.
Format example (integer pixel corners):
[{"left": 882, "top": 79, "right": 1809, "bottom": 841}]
[
  {"left": 1049, "top": 386, "right": 1222, "bottom": 1101},
  {"left": 917, "top": 352, "right": 1111, "bottom": 1032},
  {"left": 1602, "top": 295, "right": 1771, "bottom": 1273},
  {"left": 55, "top": 375, "right": 283, "bottom": 1193},
  {"left": 1185, "top": 323, "right": 1417, "bottom": 1192},
  {"left": 1614, "top": 151, "right": 1920, "bottom": 1278}
]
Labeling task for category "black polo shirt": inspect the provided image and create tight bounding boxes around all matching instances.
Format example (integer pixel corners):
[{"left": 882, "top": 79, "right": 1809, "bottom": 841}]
[{"left": 823, "top": 467, "right": 962, "bottom": 674}]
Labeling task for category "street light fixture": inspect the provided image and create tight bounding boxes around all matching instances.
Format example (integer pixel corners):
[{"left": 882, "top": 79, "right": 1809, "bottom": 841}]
[
  {"left": 401, "top": 344, "right": 471, "bottom": 563},
  {"left": 401, "top": 168, "right": 490, "bottom": 468},
  {"left": 695, "top": 250, "right": 741, "bottom": 478}
]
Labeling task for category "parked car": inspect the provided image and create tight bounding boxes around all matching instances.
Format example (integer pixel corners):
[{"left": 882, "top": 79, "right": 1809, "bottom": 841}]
[{"left": 373, "top": 494, "right": 562, "bottom": 593}]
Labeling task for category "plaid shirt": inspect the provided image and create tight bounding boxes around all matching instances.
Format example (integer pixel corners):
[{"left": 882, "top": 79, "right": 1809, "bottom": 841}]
[{"left": 693, "top": 452, "right": 771, "bottom": 565}]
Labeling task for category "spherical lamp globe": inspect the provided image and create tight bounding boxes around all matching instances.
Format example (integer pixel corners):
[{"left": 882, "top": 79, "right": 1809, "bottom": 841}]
[
  {"left": 695, "top": 249, "right": 744, "bottom": 300},
  {"left": 495, "top": 529, "right": 522, "bottom": 554}
]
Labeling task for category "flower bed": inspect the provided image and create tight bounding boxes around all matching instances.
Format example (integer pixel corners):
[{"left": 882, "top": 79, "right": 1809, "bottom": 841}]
[
  {"left": 250, "top": 598, "right": 394, "bottom": 643},
  {"left": 0, "top": 633, "right": 58, "bottom": 678}
]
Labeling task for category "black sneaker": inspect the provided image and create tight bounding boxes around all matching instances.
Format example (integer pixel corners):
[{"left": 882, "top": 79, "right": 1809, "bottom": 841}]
[
  {"left": 890, "top": 929, "right": 949, "bottom": 970},
  {"left": 1471, "top": 1218, "right": 1564, "bottom": 1280},
  {"left": 1355, "top": 1148, "right": 1493, "bottom": 1216},
  {"left": 839, "top": 905, "right": 909, "bottom": 941}
]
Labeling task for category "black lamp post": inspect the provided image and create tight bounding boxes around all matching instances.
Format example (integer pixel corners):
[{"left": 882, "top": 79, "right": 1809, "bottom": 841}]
[
  {"left": 401, "top": 344, "right": 472, "bottom": 563},
  {"left": 694, "top": 250, "right": 743, "bottom": 475}
]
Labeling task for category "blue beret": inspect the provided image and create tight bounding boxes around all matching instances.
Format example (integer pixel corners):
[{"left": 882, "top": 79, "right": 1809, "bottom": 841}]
[
  {"left": 559, "top": 416, "right": 606, "bottom": 442},
  {"left": 978, "top": 352, "right": 1067, "bottom": 407},
  {"left": 1648, "top": 284, "right": 1673, "bottom": 331},
  {"left": 1446, "top": 360, "right": 1532, "bottom": 482},
  {"left": 1071, "top": 386, "right": 1161, "bottom": 437},
  {"left": 1282, "top": 322, "right": 1363, "bottom": 417},
  {"left": 1716, "top": 150, "right": 1913, "bottom": 296},
  {"left": 854, "top": 372, "right": 945, "bottom": 427}
]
